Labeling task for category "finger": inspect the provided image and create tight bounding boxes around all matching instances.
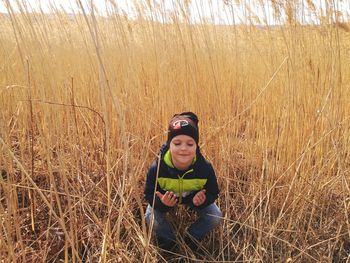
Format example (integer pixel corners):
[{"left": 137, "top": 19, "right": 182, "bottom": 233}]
[
  {"left": 196, "top": 193, "right": 205, "bottom": 205},
  {"left": 166, "top": 192, "right": 174, "bottom": 201},
  {"left": 166, "top": 191, "right": 174, "bottom": 201},
  {"left": 167, "top": 192, "right": 176, "bottom": 202},
  {"left": 166, "top": 195, "right": 177, "bottom": 206},
  {"left": 193, "top": 198, "right": 198, "bottom": 206},
  {"left": 169, "top": 192, "right": 177, "bottom": 201},
  {"left": 170, "top": 192, "right": 177, "bottom": 201},
  {"left": 163, "top": 193, "right": 171, "bottom": 203},
  {"left": 196, "top": 197, "right": 203, "bottom": 205},
  {"left": 197, "top": 192, "right": 204, "bottom": 200},
  {"left": 167, "top": 191, "right": 174, "bottom": 198},
  {"left": 156, "top": 191, "right": 163, "bottom": 199},
  {"left": 193, "top": 196, "right": 199, "bottom": 206}
]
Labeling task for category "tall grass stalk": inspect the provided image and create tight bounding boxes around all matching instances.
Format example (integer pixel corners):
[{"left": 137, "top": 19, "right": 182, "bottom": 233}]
[{"left": 0, "top": 0, "right": 349, "bottom": 262}]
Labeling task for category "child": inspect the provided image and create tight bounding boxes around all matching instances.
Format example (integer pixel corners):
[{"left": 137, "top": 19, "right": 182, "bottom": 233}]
[{"left": 144, "top": 112, "right": 222, "bottom": 251}]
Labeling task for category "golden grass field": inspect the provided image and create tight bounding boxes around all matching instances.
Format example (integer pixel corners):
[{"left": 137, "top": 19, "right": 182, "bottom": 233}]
[{"left": 0, "top": 1, "right": 350, "bottom": 262}]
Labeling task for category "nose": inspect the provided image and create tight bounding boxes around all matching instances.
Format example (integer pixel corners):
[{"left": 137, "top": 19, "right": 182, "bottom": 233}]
[{"left": 180, "top": 144, "right": 187, "bottom": 151}]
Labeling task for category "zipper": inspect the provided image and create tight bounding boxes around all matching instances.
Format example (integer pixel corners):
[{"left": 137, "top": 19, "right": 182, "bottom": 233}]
[{"left": 177, "top": 169, "right": 193, "bottom": 204}]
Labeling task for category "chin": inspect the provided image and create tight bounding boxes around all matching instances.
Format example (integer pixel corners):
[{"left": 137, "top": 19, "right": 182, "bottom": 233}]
[{"left": 180, "top": 161, "right": 192, "bottom": 167}]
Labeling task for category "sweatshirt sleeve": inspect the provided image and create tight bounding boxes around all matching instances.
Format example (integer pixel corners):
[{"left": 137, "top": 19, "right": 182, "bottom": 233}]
[
  {"left": 191, "top": 162, "right": 220, "bottom": 209},
  {"left": 144, "top": 161, "right": 172, "bottom": 212}
]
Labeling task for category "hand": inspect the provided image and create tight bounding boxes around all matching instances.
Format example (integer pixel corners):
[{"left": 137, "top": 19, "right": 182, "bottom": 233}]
[
  {"left": 193, "top": 189, "right": 206, "bottom": 206},
  {"left": 156, "top": 191, "right": 178, "bottom": 207}
]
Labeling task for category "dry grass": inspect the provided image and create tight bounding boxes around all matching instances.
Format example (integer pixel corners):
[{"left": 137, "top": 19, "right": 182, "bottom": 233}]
[{"left": 0, "top": 1, "right": 350, "bottom": 262}]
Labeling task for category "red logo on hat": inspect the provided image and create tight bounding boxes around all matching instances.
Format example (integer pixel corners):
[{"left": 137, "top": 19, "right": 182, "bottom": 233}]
[
  {"left": 172, "top": 119, "right": 189, "bottom": 129},
  {"left": 174, "top": 123, "right": 181, "bottom": 129}
]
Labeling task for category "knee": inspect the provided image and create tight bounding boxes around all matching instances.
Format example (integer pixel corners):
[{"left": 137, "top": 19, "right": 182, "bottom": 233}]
[
  {"left": 210, "top": 208, "right": 223, "bottom": 226},
  {"left": 144, "top": 205, "right": 167, "bottom": 228},
  {"left": 144, "top": 205, "right": 152, "bottom": 224},
  {"left": 204, "top": 204, "right": 223, "bottom": 227}
]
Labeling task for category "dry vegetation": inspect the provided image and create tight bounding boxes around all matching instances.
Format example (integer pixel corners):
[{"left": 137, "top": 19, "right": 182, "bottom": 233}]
[{"left": 0, "top": 0, "right": 350, "bottom": 262}]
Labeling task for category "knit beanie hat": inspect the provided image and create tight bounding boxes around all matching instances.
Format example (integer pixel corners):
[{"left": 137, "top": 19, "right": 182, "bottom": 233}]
[{"left": 167, "top": 112, "right": 199, "bottom": 144}]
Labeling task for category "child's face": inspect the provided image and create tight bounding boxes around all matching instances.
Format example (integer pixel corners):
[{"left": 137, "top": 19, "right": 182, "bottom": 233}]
[{"left": 169, "top": 135, "right": 197, "bottom": 170}]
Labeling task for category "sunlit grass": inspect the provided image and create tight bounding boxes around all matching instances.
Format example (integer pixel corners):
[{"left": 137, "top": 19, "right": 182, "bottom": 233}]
[{"left": 0, "top": 0, "right": 349, "bottom": 262}]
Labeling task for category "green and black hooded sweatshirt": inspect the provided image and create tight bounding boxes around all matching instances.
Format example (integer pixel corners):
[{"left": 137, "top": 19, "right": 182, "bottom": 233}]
[{"left": 144, "top": 143, "right": 220, "bottom": 212}]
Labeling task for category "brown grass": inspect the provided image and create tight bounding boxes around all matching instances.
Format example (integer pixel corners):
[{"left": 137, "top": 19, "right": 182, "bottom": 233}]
[{"left": 0, "top": 1, "right": 350, "bottom": 262}]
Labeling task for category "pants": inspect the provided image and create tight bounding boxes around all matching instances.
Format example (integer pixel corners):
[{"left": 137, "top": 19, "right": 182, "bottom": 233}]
[{"left": 145, "top": 203, "right": 222, "bottom": 246}]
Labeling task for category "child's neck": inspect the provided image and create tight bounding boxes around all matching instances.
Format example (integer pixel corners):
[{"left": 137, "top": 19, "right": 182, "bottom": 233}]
[{"left": 172, "top": 160, "right": 192, "bottom": 171}]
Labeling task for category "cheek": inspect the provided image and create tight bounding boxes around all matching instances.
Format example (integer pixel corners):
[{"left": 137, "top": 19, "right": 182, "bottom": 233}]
[
  {"left": 170, "top": 148, "right": 180, "bottom": 158},
  {"left": 189, "top": 148, "right": 196, "bottom": 156}
]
